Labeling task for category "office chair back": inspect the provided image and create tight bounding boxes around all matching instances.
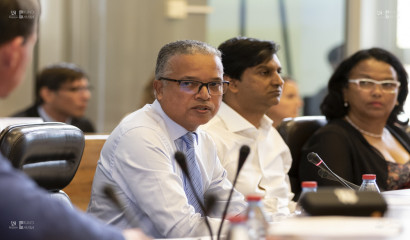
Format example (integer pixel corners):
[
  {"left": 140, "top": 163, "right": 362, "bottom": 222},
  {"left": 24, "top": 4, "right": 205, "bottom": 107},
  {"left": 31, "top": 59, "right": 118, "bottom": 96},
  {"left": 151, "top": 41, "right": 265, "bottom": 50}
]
[
  {"left": 0, "top": 122, "right": 85, "bottom": 206},
  {"left": 277, "top": 116, "right": 327, "bottom": 200}
]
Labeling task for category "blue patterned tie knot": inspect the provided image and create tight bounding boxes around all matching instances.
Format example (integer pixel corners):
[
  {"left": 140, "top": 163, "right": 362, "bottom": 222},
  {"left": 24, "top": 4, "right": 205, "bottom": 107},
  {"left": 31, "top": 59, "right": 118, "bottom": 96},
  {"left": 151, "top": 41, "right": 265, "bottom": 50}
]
[
  {"left": 180, "top": 132, "right": 204, "bottom": 216},
  {"left": 182, "top": 132, "right": 195, "bottom": 149}
]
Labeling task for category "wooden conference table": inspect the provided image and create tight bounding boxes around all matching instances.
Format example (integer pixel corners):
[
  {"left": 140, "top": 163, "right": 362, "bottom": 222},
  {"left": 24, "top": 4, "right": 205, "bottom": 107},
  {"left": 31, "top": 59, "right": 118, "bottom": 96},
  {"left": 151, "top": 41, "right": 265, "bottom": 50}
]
[{"left": 64, "top": 134, "right": 109, "bottom": 211}]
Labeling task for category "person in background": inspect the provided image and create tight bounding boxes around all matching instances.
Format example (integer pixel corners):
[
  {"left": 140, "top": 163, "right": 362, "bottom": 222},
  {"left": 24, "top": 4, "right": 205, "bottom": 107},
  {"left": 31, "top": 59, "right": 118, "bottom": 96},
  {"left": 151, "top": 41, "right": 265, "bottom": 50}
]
[
  {"left": 87, "top": 40, "right": 247, "bottom": 238},
  {"left": 0, "top": 0, "right": 149, "bottom": 239},
  {"left": 139, "top": 73, "right": 156, "bottom": 108},
  {"left": 12, "top": 62, "right": 95, "bottom": 133},
  {"left": 202, "top": 37, "right": 295, "bottom": 217},
  {"left": 266, "top": 76, "right": 304, "bottom": 128},
  {"left": 299, "top": 48, "right": 410, "bottom": 191},
  {"left": 303, "top": 44, "right": 345, "bottom": 116}
]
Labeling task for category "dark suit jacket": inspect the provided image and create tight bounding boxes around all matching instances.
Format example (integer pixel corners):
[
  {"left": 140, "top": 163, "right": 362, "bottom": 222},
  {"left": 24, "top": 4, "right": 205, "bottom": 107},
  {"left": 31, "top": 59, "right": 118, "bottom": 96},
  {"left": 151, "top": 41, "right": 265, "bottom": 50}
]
[
  {"left": 12, "top": 105, "right": 95, "bottom": 133},
  {"left": 0, "top": 154, "right": 124, "bottom": 239}
]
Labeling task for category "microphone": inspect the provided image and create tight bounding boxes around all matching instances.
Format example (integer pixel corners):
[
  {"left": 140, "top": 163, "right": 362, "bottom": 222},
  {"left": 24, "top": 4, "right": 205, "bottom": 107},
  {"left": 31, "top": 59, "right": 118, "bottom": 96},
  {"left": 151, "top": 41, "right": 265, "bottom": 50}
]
[
  {"left": 205, "top": 194, "right": 217, "bottom": 216},
  {"left": 318, "top": 169, "right": 360, "bottom": 190},
  {"left": 307, "top": 152, "right": 353, "bottom": 190},
  {"left": 174, "top": 151, "right": 214, "bottom": 240},
  {"left": 103, "top": 184, "right": 139, "bottom": 227},
  {"left": 217, "top": 145, "right": 250, "bottom": 240}
]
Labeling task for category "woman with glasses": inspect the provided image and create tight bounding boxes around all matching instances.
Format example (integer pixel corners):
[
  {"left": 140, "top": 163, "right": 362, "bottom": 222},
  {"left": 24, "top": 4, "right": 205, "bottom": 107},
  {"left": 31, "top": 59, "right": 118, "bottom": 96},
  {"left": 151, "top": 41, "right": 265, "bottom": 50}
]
[{"left": 299, "top": 48, "right": 410, "bottom": 191}]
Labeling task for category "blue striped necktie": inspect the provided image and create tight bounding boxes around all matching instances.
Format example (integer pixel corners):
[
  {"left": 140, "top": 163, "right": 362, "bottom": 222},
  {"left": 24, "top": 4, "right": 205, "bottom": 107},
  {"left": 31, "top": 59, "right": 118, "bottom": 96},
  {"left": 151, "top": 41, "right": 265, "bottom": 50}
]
[{"left": 180, "top": 132, "right": 204, "bottom": 216}]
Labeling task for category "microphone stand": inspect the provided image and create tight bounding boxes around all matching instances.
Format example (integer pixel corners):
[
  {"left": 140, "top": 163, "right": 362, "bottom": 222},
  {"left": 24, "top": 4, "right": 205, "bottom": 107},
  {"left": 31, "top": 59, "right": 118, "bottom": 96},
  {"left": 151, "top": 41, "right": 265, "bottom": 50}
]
[
  {"left": 217, "top": 145, "right": 250, "bottom": 240},
  {"left": 318, "top": 169, "right": 360, "bottom": 190},
  {"left": 307, "top": 152, "right": 353, "bottom": 190},
  {"left": 103, "top": 185, "right": 140, "bottom": 228}
]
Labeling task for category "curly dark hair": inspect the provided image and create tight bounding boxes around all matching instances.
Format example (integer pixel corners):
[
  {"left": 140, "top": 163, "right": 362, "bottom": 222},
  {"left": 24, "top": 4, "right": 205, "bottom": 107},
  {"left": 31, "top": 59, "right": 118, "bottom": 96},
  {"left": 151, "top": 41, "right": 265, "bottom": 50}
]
[{"left": 321, "top": 47, "right": 408, "bottom": 125}]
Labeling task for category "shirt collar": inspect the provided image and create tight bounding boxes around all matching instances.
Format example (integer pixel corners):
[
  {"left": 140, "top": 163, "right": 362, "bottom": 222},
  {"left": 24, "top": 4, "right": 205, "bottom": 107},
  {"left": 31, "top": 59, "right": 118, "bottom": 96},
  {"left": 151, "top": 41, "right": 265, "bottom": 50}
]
[
  {"left": 152, "top": 100, "right": 198, "bottom": 144},
  {"left": 217, "top": 102, "right": 273, "bottom": 133},
  {"left": 38, "top": 106, "right": 72, "bottom": 124}
]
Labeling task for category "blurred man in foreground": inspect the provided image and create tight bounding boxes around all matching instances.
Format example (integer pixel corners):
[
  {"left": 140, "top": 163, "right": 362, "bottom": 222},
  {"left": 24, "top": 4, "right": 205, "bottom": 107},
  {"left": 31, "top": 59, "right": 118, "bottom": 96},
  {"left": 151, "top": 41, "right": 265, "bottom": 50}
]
[{"left": 0, "top": 0, "right": 149, "bottom": 239}]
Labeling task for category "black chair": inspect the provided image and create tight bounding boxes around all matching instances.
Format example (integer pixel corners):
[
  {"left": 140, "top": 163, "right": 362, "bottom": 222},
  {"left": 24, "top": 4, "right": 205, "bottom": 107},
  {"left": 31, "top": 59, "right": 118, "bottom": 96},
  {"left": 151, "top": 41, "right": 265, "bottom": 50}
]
[
  {"left": 0, "top": 122, "right": 85, "bottom": 207},
  {"left": 277, "top": 116, "right": 327, "bottom": 200},
  {"left": 403, "top": 124, "right": 410, "bottom": 139}
]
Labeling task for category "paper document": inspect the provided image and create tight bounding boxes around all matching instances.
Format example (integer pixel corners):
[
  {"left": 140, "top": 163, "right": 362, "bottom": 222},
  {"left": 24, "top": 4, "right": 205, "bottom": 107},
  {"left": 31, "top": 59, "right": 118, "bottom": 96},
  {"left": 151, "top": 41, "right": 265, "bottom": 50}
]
[{"left": 269, "top": 216, "right": 402, "bottom": 238}]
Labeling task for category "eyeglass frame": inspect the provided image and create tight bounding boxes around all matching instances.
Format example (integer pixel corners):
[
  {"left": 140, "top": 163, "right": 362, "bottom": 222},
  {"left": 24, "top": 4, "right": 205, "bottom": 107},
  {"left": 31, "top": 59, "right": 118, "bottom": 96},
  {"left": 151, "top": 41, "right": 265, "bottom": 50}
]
[
  {"left": 158, "top": 77, "right": 229, "bottom": 95},
  {"left": 348, "top": 78, "right": 401, "bottom": 93}
]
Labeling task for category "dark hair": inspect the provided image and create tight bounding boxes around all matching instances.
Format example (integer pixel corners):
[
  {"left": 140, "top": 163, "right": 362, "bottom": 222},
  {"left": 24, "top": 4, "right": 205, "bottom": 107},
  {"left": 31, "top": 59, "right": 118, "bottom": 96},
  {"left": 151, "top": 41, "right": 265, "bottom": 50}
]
[
  {"left": 0, "top": 0, "right": 40, "bottom": 45},
  {"left": 36, "top": 63, "right": 88, "bottom": 105},
  {"left": 155, "top": 40, "right": 221, "bottom": 79},
  {"left": 321, "top": 47, "right": 408, "bottom": 125},
  {"left": 218, "top": 37, "right": 279, "bottom": 80}
]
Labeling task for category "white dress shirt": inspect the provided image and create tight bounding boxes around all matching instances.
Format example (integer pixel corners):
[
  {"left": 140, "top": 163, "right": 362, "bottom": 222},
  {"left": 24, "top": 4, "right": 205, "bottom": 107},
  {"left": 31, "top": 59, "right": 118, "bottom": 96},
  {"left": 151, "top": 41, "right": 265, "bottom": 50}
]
[
  {"left": 87, "top": 100, "right": 247, "bottom": 238},
  {"left": 201, "top": 102, "right": 295, "bottom": 216}
]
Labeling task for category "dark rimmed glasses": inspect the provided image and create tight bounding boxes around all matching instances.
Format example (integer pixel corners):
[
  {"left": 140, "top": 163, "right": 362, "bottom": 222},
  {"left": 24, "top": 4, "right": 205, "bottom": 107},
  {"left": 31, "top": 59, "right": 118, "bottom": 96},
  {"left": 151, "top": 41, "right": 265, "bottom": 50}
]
[
  {"left": 348, "top": 78, "right": 401, "bottom": 93},
  {"left": 159, "top": 77, "right": 229, "bottom": 96}
]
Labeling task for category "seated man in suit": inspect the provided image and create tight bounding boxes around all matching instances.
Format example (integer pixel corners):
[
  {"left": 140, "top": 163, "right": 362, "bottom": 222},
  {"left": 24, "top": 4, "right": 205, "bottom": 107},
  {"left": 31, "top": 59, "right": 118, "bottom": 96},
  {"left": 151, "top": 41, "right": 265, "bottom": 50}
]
[
  {"left": 12, "top": 62, "right": 95, "bottom": 132},
  {"left": 87, "top": 40, "right": 247, "bottom": 238},
  {"left": 0, "top": 0, "right": 149, "bottom": 239},
  {"left": 202, "top": 37, "right": 295, "bottom": 217}
]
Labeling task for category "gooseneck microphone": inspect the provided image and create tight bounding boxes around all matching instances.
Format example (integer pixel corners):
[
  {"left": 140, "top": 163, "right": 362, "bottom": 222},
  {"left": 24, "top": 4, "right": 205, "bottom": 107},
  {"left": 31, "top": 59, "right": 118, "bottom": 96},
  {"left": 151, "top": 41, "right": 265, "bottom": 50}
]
[
  {"left": 205, "top": 194, "right": 217, "bottom": 216},
  {"left": 318, "top": 169, "right": 360, "bottom": 190},
  {"left": 307, "top": 152, "right": 353, "bottom": 190},
  {"left": 217, "top": 145, "right": 250, "bottom": 240},
  {"left": 103, "top": 185, "right": 140, "bottom": 227},
  {"left": 174, "top": 151, "right": 214, "bottom": 240}
]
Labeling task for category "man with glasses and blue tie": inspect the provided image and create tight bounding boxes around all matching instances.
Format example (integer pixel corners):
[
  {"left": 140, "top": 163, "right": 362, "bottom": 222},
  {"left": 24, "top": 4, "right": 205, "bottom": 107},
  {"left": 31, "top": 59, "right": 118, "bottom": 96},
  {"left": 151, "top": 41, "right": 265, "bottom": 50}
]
[{"left": 87, "top": 40, "right": 247, "bottom": 238}]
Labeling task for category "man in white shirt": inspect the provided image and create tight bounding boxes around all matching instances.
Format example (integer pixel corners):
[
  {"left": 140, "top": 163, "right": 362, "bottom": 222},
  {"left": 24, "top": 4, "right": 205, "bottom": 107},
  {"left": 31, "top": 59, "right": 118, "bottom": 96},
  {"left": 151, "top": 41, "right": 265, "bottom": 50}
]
[
  {"left": 202, "top": 37, "right": 295, "bottom": 216},
  {"left": 87, "top": 40, "right": 247, "bottom": 238}
]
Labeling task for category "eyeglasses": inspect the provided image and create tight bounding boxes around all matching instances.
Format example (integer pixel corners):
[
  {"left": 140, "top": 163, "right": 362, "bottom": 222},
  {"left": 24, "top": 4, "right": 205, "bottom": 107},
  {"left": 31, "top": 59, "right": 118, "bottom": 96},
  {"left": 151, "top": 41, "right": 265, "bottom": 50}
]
[
  {"left": 59, "top": 86, "right": 93, "bottom": 93},
  {"left": 348, "top": 78, "right": 401, "bottom": 93},
  {"left": 159, "top": 77, "right": 229, "bottom": 96}
]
